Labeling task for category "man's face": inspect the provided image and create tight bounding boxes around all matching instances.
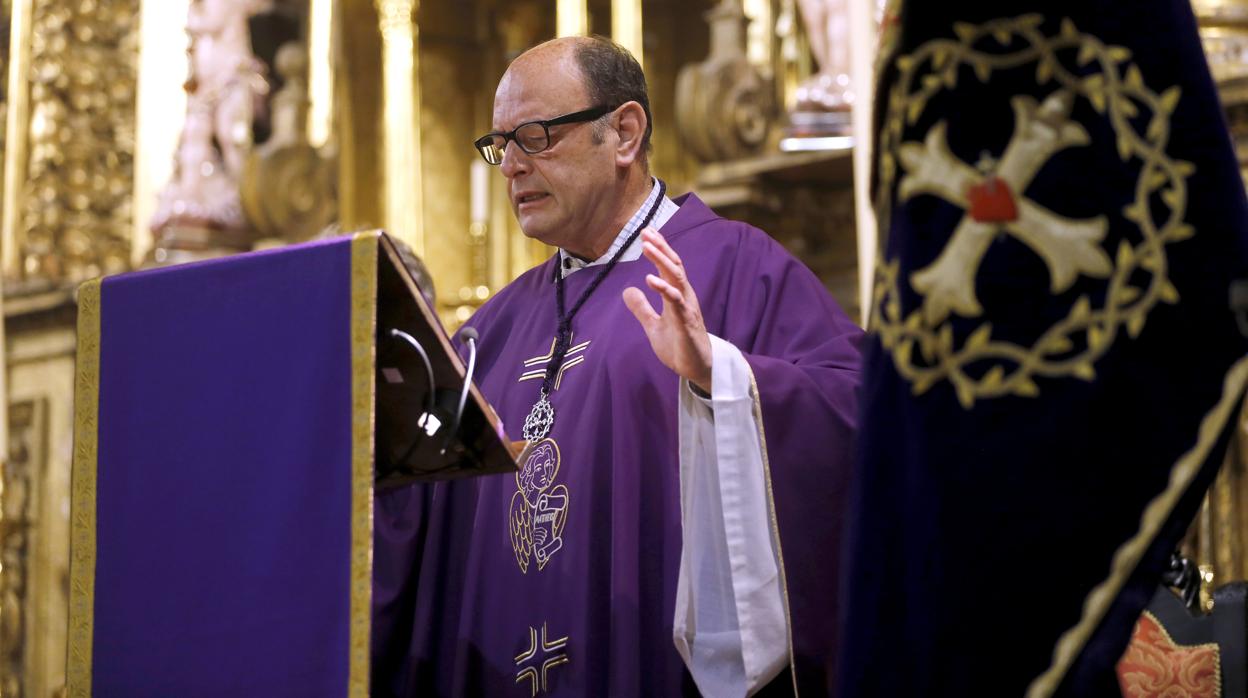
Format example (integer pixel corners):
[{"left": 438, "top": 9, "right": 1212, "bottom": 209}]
[{"left": 491, "top": 52, "right": 618, "bottom": 252}]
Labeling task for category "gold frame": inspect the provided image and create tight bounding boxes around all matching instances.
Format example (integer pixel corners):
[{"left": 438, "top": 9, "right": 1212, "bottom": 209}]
[
  {"left": 348, "top": 232, "right": 379, "bottom": 697},
  {"left": 65, "top": 279, "right": 101, "bottom": 697}
]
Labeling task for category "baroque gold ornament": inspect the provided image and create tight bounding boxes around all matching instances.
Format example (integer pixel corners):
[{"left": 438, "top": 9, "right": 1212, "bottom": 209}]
[{"left": 20, "top": 0, "right": 139, "bottom": 282}]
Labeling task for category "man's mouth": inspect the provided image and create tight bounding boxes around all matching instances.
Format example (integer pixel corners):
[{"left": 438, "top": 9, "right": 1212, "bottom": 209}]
[{"left": 515, "top": 192, "right": 549, "bottom": 207}]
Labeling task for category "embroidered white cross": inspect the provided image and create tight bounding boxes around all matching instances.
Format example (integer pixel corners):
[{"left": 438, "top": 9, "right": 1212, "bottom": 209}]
[{"left": 897, "top": 90, "right": 1112, "bottom": 324}]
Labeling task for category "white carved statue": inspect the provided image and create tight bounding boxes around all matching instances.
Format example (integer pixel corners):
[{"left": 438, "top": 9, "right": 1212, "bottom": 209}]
[
  {"left": 151, "top": 101, "right": 246, "bottom": 232},
  {"left": 186, "top": 0, "right": 271, "bottom": 177},
  {"left": 151, "top": 0, "right": 270, "bottom": 240},
  {"left": 794, "top": 0, "right": 854, "bottom": 112}
]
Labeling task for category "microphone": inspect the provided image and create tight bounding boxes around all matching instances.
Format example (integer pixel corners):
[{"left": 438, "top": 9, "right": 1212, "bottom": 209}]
[
  {"left": 389, "top": 329, "right": 437, "bottom": 422},
  {"left": 389, "top": 328, "right": 439, "bottom": 469},
  {"left": 442, "top": 327, "right": 479, "bottom": 455}
]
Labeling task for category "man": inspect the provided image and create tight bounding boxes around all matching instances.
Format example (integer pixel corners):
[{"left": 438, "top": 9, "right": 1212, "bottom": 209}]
[{"left": 372, "top": 36, "right": 862, "bottom": 697}]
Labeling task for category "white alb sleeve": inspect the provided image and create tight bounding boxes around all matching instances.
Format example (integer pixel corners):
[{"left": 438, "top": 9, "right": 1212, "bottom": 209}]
[{"left": 672, "top": 334, "right": 789, "bottom": 698}]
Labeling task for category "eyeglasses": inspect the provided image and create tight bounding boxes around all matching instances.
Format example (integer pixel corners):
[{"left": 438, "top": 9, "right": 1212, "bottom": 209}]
[{"left": 473, "top": 105, "right": 616, "bottom": 165}]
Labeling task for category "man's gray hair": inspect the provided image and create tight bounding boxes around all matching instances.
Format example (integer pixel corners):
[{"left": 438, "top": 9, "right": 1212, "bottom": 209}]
[{"left": 574, "top": 36, "right": 653, "bottom": 161}]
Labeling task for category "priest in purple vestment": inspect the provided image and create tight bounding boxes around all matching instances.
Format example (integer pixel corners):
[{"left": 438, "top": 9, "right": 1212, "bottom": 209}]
[{"left": 372, "top": 36, "right": 863, "bottom": 697}]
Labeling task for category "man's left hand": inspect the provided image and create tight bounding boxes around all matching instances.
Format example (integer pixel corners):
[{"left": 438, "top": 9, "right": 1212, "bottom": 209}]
[{"left": 623, "top": 227, "right": 713, "bottom": 393}]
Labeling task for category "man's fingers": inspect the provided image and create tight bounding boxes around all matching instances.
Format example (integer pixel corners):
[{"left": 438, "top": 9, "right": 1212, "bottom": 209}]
[
  {"left": 642, "top": 227, "right": 682, "bottom": 266},
  {"left": 642, "top": 229, "right": 690, "bottom": 288},
  {"left": 641, "top": 228, "right": 685, "bottom": 278},
  {"left": 645, "top": 273, "right": 684, "bottom": 304},
  {"left": 642, "top": 240, "right": 687, "bottom": 289},
  {"left": 622, "top": 286, "right": 660, "bottom": 328}
]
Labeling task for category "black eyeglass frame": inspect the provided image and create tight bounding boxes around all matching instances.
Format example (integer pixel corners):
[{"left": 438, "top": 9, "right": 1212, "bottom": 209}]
[{"left": 473, "top": 104, "right": 617, "bottom": 165}]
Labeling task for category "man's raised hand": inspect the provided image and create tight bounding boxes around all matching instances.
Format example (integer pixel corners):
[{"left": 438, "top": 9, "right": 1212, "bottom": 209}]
[{"left": 622, "top": 227, "right": 714, "bottom": 393}]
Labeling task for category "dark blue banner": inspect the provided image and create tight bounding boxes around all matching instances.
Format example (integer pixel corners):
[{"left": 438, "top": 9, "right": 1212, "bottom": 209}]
[{"left": 842, "top": 1, "right": 1248, "bottom": 695}]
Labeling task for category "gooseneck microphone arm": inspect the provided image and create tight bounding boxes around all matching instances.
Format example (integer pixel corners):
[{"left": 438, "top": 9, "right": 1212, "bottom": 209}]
[
  {"left": 389, "top": 329, "right": 439, "bottom": 457},
  {"left": 442, "top": 326, "right": 478, "bottom": 455}
]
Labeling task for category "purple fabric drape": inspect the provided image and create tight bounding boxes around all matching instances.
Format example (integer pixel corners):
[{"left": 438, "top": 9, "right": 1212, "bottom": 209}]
[{"left": 92, "top": 239, "right": 357, "bottom": 696}]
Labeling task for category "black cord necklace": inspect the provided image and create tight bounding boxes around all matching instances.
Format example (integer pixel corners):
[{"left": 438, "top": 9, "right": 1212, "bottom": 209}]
[{"left": 521, "top": 180, "right": 667, "bottom": 442}]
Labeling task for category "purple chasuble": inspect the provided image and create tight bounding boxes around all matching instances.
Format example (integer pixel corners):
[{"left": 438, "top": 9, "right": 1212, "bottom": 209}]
[{"left": 372, "top": 194, "right": 863, "bottom": 696}]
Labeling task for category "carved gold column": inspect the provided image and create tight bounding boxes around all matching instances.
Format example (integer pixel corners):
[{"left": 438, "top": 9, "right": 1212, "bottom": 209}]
[
  {"left": 308, "top": 0, "right": 335, "bottom": 149},
  {"left": 376, "top": 0, "right": 424, "bottom": 255},
  {"left": 645, "top": 0, "right": 708, "bottom": 197},
  {"left": 1187, "top": 0, "right": 1248, "bottom": 606},
  {"left": 1195, "top": 0, "right": 1248, "bottom": 84},
  {"left": 336, "top": 0, "right": 383, "bottom": 232},
  {"left": 1191, "top": 399, "right": 1248, "bottom": 609},
  {"left": 612, "top": 0, "right": 643, "bottom": 69},
  {"left": 0, "top": 402, "right": 33, "bottom": 698},
  {"left": 849, "top": 0, "right": 878, "bottom": 324},
  {"left": 742, "top": 0, "right": 772, "bottom": 66},
  {"left": 0, "top": 14, "right": 13, "bottom": 692},
  {"left": 7, "top": 299, "right": 79, "bottom": 698},
  {"left": 3, "top": 0, "right": 138, "bottom": 283},
  {"left": 1, "top": 3, "right": 137, "bottom": 695},
  {"left": 556, "top": 0, "right": 587, "bottom": 37},
  {"left": 0, "top": 10, "right": 15, "bottom": 690},
  {"left": 419, "top": 0, "right": 484, "bottom": 326},
  {"left": 1, "top": 0, "right": 31, "bottom": 279},
  {"left": 133, "top": 0, "right": 189, "bottom": 266}
]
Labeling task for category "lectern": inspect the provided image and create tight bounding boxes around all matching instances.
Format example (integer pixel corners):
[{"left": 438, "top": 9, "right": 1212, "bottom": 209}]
[{"left": 67, "top": 232, "right": 516, "bottom": 697}]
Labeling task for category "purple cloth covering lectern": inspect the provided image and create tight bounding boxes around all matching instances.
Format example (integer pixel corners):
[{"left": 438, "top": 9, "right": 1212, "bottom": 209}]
[{"left": 66, "top": 233, "right": 508, "bottom": 697}]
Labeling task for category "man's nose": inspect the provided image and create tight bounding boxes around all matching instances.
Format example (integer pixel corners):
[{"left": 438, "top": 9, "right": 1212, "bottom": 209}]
[{"left": 499, "top": 140, "right": 531, "bottom": 178}]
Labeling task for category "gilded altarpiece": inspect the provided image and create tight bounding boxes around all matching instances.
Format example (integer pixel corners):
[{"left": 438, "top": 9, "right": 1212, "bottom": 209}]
[
  {"left": 0, "top": 3, "right": 276, "bottom": 691},
  {"left": 0, "top": 0, "right": 137, "bottom": 694},
  {"left": 7, "top": 0, "right": 136, "bottom": 282}
]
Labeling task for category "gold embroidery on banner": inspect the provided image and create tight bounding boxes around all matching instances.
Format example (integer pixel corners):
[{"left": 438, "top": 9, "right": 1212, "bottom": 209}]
[
  {"left": 515, "top": 622, "right": 570, "bottom": 695},
  {"left": 67, "top": 278, "right": 101, "bottom": 698},
  {"left": 509, "top": 438, "right": 569, "bottom": 573},
  {"left": 873, "top": 15, "right": 1192, "bottom": 409},
  {"left": 1027, "top": 356, "right": 1248, "bottom": 697},
  {"left": 744, "top": 371, "right": 800, "bottom": 697},
  {"left": 518, "top": 335, "right": 591, "bottom": 387},
  {"left": 349, "top": 232, "right": 379, "bottom": 698},
  {"left": 899, "top": 96, "right": 1111, "bottom": 324}
]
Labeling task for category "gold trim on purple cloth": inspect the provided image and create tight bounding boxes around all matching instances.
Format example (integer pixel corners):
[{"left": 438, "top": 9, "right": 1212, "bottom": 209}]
[
  {"left": 745, "top": 368, "right": 800, "bottom": 696},
  {"left": 67, "top": 278, "right": 101, "bottom": 697},
  {"left": 1028, "top": 355, "right": 1248, "bottom": 697},
  {"left": 349, "top": 232, "right": 379, "bottom": 697}
]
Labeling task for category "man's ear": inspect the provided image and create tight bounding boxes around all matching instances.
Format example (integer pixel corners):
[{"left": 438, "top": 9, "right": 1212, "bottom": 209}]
[{"left": 613, "top": 101, "right": 647, "bottom": 167}]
